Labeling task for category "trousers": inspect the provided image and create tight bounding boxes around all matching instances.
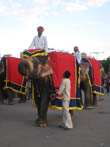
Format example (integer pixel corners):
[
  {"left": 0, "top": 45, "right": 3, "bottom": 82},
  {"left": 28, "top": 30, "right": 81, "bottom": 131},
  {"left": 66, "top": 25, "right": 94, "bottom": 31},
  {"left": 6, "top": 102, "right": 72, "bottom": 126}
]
[{"left": 62, "top": 99, "right": 73, "bottom": 128}]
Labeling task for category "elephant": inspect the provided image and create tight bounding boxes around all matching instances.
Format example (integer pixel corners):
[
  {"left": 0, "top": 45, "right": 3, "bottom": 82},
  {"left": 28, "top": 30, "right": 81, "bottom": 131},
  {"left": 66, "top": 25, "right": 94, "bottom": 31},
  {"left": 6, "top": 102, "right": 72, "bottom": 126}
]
[
  {"left": 80, "top": 62, "right": 93, "bottom": 109},
  {"left": 79, "top": 57, "right": 104, "bottom": 109},
  {"left": 0, "top": 57, "right": 27, "bottom": 105},
  {"left": 0, "top": 70, "right": 16, "bottom": 105},
  {"left": 0, "top": 62, "right": 4, "bottom": 104},
  {"left": 0, "top": 62, "right": 15, "bottom": 104},
  {"left": 18, "top": 55, "right": 55, "bottom": 127},
  {"left": 98, "top": 64, "right": 105, "bottom": 101}
]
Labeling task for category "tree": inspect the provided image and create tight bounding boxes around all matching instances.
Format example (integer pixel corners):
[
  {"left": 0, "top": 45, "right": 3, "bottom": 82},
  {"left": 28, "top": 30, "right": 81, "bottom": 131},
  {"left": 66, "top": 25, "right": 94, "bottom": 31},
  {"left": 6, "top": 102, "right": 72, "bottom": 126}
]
[{"left": 101, "top": 57, "right": 110, "bottom": 74}]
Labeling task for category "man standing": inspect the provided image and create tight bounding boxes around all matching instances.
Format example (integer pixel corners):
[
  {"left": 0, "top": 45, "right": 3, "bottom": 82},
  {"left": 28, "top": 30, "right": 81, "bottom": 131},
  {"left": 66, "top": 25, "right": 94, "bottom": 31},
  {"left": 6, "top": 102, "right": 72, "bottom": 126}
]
[
  {"left": 56, "top": 70, "right": 73, "bottom": 130},
  {"left": 29, "top": 26, "right": 48, "bottom": 53}
]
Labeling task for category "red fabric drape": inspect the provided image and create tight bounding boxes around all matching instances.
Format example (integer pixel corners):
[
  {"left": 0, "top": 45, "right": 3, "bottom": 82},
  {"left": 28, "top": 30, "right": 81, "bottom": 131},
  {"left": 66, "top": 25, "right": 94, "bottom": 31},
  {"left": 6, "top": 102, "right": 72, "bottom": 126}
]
[
  {"left": 87, "top": 57, "right": 101, "bottom": 86},
  {"left": 49, "top": 52, "right": 77, "bottom": 98},
  {"left": 6, "top": 57, "right": 24, "bottom": 86}
]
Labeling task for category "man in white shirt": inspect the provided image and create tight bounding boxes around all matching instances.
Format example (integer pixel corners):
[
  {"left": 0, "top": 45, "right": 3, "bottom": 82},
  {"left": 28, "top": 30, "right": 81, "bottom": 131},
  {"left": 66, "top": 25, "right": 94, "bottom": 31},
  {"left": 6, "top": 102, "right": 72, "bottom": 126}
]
[
  {"left": 73, "top": 46, "right": 81, "bottom": 64},
  {"left": 56, "top": 70, "right": 73, "bottom": 130},
  {"left": 29, "top": 26, "right": 48, "bottom": 53}
]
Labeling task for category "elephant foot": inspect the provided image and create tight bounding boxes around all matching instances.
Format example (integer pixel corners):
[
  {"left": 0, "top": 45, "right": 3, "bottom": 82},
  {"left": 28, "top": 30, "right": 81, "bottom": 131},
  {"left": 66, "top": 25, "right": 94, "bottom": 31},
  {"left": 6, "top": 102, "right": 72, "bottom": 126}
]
[
  {"left": 99, "top": 98, "right": 104, "bottom": 101},
  {"left": 0, "top": 100, "right": 4, "bottom": 104},
  {"left": 99, "top": 96, "right": 104, "bottom": 101},
  {"left": 40, "top": 122, "right": 48, "bottom": 127},
  {"left": 37, "top": 121, "right": 48, "bottom": 127},
  {"left": 8, "top": 101, "right": 15, "bottom": 105},
  {"left": 18, "top": 100, "right": 26, "bottom": 103},
  {"left": 85, "top": 105, "right": 93, "bottom": 110},
  {"left": 93, "top": 103, "right": 99, "bottom": 107}
]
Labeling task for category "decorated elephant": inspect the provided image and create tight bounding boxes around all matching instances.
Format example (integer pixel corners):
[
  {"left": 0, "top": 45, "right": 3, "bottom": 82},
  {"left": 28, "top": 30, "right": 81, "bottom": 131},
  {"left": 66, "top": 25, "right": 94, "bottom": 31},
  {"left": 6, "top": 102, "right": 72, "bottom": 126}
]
[
  {"left": 80, "top": 62, "right": 93, "bottom": 109},
  {"left": 0, "top": 56, "right": 27, "bottom": 105},
  {"left": 18, "top": 49, "right": 105, "bottom": 125},
  {"left": 0, "top": 61, "right": 15, "bottom": 104},
  {"left": 18, "top": 55, "right": 55, "bottom": 127},
  {"left": 80, "top": 57, "right": 104, "bottom": 108},
  {"left": 19, "top": 49, "right": 83, "bottom": 126},
  {"left": 0, "top": 62, "right": 5, "bottom": 104}
]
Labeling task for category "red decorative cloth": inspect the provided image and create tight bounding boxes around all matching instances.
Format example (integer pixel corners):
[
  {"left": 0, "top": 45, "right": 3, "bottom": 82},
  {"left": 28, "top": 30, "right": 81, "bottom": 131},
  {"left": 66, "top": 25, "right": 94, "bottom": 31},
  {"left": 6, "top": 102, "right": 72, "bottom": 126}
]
[
  {"left": 87, "top": 57, "right": 101, "bottom": 86},
  {"left": 6, "top": 57, "right": 23, "bottom": 84},
  {"left": 4, "top": 57, "right": 26, "bottom": 94},
  {"left": 49, "top": 52, "right": 78, "bottom": 98}
]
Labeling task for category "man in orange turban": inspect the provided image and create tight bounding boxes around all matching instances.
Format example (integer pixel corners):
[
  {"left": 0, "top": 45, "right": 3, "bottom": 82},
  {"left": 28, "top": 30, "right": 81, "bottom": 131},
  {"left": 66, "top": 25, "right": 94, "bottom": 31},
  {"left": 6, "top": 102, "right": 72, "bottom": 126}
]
[
  {"left": 28, "top": 26, "right": 48, "bottom": 53},
  {"left": 37, "top": 26, "right": 44, "bottom": 32}
]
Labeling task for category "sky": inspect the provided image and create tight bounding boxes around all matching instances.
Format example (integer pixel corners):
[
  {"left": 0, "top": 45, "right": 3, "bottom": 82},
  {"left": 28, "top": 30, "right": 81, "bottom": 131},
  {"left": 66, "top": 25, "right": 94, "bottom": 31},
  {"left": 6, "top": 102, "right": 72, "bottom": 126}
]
[{"left": 0, "top": 0, "right": 110, "bottom": 60}]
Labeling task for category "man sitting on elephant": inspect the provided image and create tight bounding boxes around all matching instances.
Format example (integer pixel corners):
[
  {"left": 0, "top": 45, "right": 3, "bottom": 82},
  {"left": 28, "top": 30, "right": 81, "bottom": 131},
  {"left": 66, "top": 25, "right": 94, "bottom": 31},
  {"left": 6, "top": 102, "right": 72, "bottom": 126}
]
[{"left": 18, "top": 55, "right": 54, "bottom": 127}]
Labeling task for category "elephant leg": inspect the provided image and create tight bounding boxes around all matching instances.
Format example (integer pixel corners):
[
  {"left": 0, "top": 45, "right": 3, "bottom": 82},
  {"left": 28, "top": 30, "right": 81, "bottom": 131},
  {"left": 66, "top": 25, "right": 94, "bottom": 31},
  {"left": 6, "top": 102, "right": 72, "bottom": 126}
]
[
  {"left": 80, "top": 79, "right": 91, "bottom": 108},
  {"left": 34, "top": 95, "right": 41, "bottom": 123},
  {"left": 34, "top": 80, "right": 41, "bottom": 123},
  {"left": 0, "top": 89, "right": 4, "bottom": 104},
  {"left": 39, "top": 78, "right": 50, "bottom": 127},
  {"left": 80, "top": 78, "right": 93, "bottom": 109},
  {"left": 18, "top": 93, "right": 27, "bottom": 103},
  {"left": 34, "top": 78, "right": 50, "bottom": 127},
  {"left": 7, "top": 89, "right": 15, "bottom": 105},
  {"left": 84, "top": 89, "right": 93, "bottom": 109},
  {"left": 39, "top": 85, "right": 50, "bottom": 126},
  {"left": 92, "top": 93, "right": 98, "bottom": 106},
  {"left": 80, "top": 89, "right": 85, "bottom": 108},
  {"left": 99, "top": 94, "right": 104, "bottom": 101}
]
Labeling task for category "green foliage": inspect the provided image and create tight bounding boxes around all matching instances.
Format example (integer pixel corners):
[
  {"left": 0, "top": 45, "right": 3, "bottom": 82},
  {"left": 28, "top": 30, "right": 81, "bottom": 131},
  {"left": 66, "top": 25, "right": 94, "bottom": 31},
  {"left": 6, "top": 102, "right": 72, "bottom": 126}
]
[{"left": 101, "top": 57, "right": 110, "bottom": 73}]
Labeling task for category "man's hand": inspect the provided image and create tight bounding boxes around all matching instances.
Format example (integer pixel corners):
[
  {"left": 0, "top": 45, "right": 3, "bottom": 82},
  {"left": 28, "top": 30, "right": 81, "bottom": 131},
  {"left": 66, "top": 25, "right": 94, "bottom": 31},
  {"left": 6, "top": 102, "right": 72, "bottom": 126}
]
[
  {"left": 50, "top": 95, "right": 56, "bottom": 102},
  {"left": 51, "top": 93, "right": 60, "bottom": 101}
]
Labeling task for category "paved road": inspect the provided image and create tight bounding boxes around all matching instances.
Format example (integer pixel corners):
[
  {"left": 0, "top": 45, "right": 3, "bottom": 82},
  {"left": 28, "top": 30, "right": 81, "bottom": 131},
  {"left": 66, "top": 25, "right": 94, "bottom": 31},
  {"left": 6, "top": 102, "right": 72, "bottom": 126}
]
[{"left": 0, "top": 92, "right": 110, "bottom": 147}]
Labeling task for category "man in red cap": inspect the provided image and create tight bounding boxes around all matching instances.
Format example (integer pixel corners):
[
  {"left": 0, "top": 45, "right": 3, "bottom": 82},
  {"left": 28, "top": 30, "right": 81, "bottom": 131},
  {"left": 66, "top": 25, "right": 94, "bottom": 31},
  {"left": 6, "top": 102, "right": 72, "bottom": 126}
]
[{"left": 28, "top": 26, "right": 48, "bottom": 53}]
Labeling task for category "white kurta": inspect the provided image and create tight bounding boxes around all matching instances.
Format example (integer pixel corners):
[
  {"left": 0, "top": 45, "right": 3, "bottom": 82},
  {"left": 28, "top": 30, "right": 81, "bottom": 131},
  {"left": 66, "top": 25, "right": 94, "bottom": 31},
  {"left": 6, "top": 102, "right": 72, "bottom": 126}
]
[
  {"left": 29, "top": 35, "right": 48, "bottom": 53},
  {"left": 57, "top": 78, "right": 73, "bottom": 129},
  {"left": 74, "top": 52, "right": 81, "bottom": 64}
]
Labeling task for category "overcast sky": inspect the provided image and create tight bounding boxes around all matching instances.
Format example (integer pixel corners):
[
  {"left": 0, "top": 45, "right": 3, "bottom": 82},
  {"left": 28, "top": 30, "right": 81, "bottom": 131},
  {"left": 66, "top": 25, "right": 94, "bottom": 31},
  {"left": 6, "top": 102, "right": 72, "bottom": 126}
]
[{"left": 0, "top": 0, "right": 110, "bottom": 60}]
